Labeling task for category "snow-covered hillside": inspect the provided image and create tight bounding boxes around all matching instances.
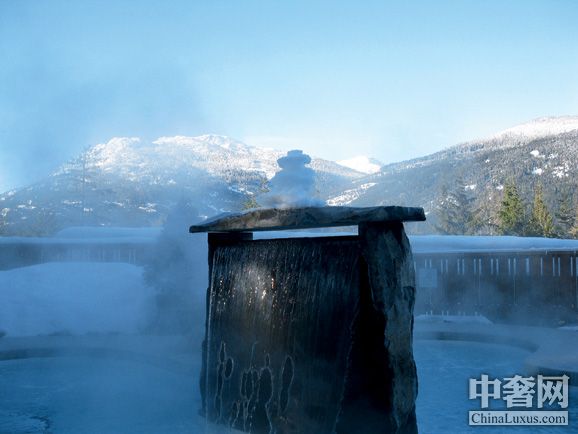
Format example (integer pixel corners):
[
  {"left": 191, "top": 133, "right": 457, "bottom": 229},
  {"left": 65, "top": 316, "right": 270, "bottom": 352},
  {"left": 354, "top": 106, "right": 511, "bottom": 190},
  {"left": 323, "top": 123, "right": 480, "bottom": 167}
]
[
  {"left": 455, "top": 116, "right": 578, "bottom": 154},
  {"left": 326, "top": 116, "right": 578, "bottom": 234},
  {"left": 0, "top": 135, "right": 364, "bottom": 235},
  {"left": 67, "top": 135, "right": 285, "bottom": 181}
]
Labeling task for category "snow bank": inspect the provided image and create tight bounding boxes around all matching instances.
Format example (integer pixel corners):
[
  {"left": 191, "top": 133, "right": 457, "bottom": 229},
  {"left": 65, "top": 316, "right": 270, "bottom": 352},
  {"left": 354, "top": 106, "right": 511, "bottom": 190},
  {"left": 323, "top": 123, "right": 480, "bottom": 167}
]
[
  {"left": 0, "top": 263, "right": 154, "bottom": 337},
  {"left": 415, "top": 314, "right": 492, "bottom": 325}
]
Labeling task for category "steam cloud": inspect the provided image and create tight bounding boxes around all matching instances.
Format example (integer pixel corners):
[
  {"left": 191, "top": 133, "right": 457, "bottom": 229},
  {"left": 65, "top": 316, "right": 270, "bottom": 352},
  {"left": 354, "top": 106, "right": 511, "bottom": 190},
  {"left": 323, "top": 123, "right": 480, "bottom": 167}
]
[{"left": 260, "top": 150, "right": 325, "bottom": 208}]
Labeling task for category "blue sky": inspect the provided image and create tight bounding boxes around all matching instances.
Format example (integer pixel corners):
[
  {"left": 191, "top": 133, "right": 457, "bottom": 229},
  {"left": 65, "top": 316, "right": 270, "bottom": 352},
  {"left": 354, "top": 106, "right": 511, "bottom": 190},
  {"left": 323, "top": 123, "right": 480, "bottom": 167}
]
[{"left": 1, "top": 0, "right": 577, "bottom": 191}]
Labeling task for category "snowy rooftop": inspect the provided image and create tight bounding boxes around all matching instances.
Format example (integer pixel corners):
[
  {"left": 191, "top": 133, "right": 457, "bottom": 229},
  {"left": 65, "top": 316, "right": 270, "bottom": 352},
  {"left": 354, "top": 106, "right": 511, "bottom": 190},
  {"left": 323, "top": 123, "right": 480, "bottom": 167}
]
[
  {"left": 0, "top": 226, "right": 162, "bottom": 245},
  {"left": 188, "top": 206, "right": 426, "bottom": 233},
  {"left": 410, "top": 235, "right": 578, "bottom": 253}
]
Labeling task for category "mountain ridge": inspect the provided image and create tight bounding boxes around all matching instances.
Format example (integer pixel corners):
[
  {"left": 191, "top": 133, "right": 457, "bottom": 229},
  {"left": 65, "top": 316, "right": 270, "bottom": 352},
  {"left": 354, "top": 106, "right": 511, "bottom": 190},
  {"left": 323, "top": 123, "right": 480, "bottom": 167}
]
[
  {"left": 327, "top": 116, "right": 578, "bottom": 234},
  {"left": 0, "top": 135, "right": 364, "bottom": 235},
  {"left": 2, "top": 116, "right": 577, "bottom": 236}
]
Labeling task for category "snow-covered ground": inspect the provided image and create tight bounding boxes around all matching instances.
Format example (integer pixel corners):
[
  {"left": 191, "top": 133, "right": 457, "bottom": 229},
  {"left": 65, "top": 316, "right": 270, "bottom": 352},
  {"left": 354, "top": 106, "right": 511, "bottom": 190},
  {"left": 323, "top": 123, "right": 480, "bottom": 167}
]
[
  {"left": 0, "top": 262, "right": 155, "bottom": 336},
  {"left": 415, "top": 340, "right": 578, "bottom": 434}
]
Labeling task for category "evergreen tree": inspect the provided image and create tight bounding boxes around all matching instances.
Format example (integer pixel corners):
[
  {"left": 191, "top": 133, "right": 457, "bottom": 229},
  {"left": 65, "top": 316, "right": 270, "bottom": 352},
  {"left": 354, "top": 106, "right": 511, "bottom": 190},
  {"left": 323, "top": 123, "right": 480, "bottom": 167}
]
[
  {"left": 528, "top": 184, "right": 554, "bottom": 238},
  {"left": 242, "top": 178, "right": 268, "bottom": 210},
  {"left": 242, "top": 195, "right": 260, "bottom": 210},
  {"left": 570, "top": 207, "right": 578, "bottom": 239},
  {"left": 19, "top": 208, "right": 59, "bottom": 237},
  {"left": 498, "top": 180, "right": 526, "bottom": 236},
  {"left": 0, "top": 206, "right": 7, "bottom": 235},
  {"left": 470, "top": 199, "right": 499, "bottom": 235},
  {"left": 435, "top": 177, "right": 475, "bottom": 235},
  {"left": 554, "top": 189, "right": 575, "bottom": 238}
]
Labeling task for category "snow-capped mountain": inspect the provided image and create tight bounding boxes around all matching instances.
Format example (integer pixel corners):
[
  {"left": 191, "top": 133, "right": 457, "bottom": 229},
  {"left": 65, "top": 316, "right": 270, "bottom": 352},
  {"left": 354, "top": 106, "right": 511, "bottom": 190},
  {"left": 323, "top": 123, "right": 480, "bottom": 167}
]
[
  {"left": 492, "top": 116, "right": 578, "bottom": 141},
  {"left": 448, "top": 115, "right": 578, "bottom": 156},
  {"left": 337, "top": 156, "right": 383, "bottom": 174},
  {"left": 3, "top": 117, "right": 577, "bottom": 236},
  {"left": 327, "top": 116, "right": 578, "bottom": 233},
  {"left": 0, "top": 135, "right": 363, "bottom": 235},
  {"left": 56, "top": 134, "right": 360, "bottom": 183}
]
